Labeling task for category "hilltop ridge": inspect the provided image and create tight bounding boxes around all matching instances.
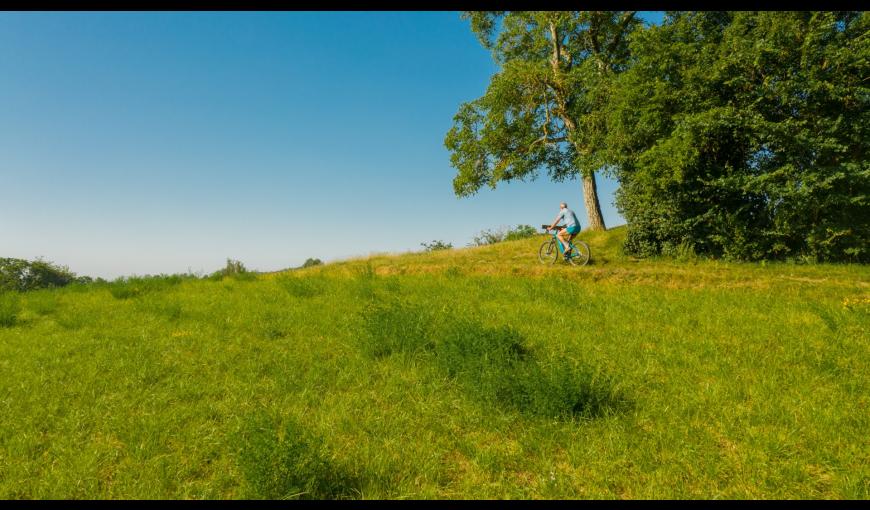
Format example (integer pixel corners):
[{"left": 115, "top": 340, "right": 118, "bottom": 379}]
[{"left": 272, "top": 225, "right": 867, "bottom": 293}]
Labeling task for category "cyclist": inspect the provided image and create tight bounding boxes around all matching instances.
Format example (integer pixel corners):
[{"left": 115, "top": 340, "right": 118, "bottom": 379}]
[{"left": 547, "top": 202, "right": 581, "bottom": 256}]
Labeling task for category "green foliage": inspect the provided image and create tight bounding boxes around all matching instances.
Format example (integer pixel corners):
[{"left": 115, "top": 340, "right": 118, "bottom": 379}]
[
  {"left": 0, "top": 257, "right": 78, "bottom": 292},
  {"left": 609, "top": 11, "right": 869, "bottom": 262},
  {"left": 470, "top": 226, "right": 509, "bottom": 247},
  {"left": 301, "top": 258, "right": 323, "bottom": 268},
  {"left": 470, "top": 224, "right": 539, "bottom": 246},
  {"left": 0, "top": 292, "right": 21, "bottom": 327},
  {"left": 504, "top": 224, "right": 538, "bottom": 242},
  {"left": 209, "top": 259, "right": 255, "bottom": 281},
  {"left": 445, "top": 11, "right": 640, "bottom": 229},
  {"left": 420, "top": 240, "right": 453, "bottom": 252},
  {"left": 222, "top": 259, "right": 247, "bottom": 275}
]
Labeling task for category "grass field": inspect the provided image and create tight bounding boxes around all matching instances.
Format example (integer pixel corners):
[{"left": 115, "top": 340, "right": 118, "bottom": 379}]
[{"left": 1, "top": 226, "right": 868, "bottom": 499}]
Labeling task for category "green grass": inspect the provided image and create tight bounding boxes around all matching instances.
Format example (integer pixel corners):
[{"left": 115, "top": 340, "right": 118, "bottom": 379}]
[{"left": 0, "top": 226, "right": 868, "bottom": 499}]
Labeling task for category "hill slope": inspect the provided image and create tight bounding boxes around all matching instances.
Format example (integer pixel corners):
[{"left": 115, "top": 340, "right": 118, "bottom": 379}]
[
  {"left": 287, "top": 225, "right": 865, "bottom": 293},
  {"left": 1, "top": 227, "right": 868, "bottom": 499}
]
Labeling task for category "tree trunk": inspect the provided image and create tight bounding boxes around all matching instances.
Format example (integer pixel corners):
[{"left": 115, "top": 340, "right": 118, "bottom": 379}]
[{"left": 582, "top": 172, "right": 606, "bottom": 231}]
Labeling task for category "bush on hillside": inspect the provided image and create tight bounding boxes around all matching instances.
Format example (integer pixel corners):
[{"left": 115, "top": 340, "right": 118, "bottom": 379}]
[
  {"left": 208, "top": 258, "right": 254, "bottom": 280},
  {"left": 420, "top": 240, "right": 453, "bottom": 252},
  {"left": 301, "top": 258, "right": 323, "bottom": 268},
  {"left": 0, "top": 257, "right": 78, "bottom": 292},
  {"left": 469, "top": 224, "right": 539, "bottom": 246},
  {"left": 504, "top": 224, "right": 538, "bottom": 242}
]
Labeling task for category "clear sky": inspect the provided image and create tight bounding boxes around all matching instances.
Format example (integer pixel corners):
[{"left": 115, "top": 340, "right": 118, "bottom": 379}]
[{"left": 1, "top": 11, "right": 664, "bottom": 279}]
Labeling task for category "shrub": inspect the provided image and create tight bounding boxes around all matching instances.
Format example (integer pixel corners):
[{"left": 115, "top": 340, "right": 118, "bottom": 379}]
[
  {"left": 469, "top": 226, "right": 508, "bottom": 247},
  {"left": 223, "top": 259, "right": 247, "bottom": 276},
  {"left": 0, "top": 257, "right": 77, "bottom": 292},
  {"left": 420, "top": 240, "right": 453, "bottom": 252},
  {"left": 209, "top": 259, "right": 255, "bottom": 280},
  {"left": 469, "top": 225, "right": 539, "bottom": 246},
  {"left": 300, "top": 258, "right": 323, "bottom": 268},
  {"left": 504, "top": 224, "right": 538, "bottom": 241}
]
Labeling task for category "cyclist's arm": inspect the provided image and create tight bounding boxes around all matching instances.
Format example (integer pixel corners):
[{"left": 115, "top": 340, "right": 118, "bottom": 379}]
[{"left": 549, "top": 212, "right": 563, "bottom": 230}]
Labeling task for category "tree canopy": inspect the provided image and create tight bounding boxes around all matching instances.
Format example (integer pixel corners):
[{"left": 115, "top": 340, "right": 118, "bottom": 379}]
[
  {"left": 445, "top": 11, "right": 642, "bottom": 231},
  {"left": 608, "top": 11, "right": 868, "bottom": 261},
  {"left": 446, "top": 11, "right": 868, "bottom": 261}
]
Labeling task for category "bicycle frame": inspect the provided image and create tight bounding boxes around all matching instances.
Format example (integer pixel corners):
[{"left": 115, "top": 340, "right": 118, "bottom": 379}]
[{"left": 548, "top": 230, "right": 577, "bottom": 255}]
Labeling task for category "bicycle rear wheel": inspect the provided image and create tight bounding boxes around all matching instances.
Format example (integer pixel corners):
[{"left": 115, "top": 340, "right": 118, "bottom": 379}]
[
  {"left": 538, "top": 239, "right": 558, "bottom": 264},
  {"left": 566, "top": 240, "right": 590, "bottom": 266}
]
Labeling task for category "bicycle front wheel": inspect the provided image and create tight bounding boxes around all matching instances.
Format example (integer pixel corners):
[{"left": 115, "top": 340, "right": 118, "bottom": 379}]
[
  {"left": 567, "top": 240, "right": 591, "bottom": 266},
  {"left": 538, "top": 239, "right": 558, "bottom": 264}
]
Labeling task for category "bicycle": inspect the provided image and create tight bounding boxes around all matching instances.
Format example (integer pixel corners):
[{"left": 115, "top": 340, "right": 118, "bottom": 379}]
[{"left": 538, "top": 225, "right": 591, "bottom": 266}]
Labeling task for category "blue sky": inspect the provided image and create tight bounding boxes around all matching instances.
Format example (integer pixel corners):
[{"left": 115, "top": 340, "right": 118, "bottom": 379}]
[{"left": 0, "top": 11, "right": 664, "bottom": 279}]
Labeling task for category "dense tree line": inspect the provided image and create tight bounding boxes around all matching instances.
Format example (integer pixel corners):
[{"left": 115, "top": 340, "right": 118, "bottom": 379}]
[{"left": 447, "top": 11, "right": 867, "bottom": 262}]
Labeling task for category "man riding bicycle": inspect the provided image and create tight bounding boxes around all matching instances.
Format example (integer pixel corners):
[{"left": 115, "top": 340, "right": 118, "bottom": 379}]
[{"left": 547, "top": 202, "right": 581, "bottom": 256}]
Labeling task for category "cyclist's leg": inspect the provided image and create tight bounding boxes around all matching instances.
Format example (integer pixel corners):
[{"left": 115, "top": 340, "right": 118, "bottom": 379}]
[
  {"left": 557, "top": 228, "right": 570, "bottom": 252},
  {"left": 565, "top": 226, "right": 580, "bottom": 253}
]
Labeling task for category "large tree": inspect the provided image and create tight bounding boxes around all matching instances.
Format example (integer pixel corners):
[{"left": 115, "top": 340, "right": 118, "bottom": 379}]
[
  {"left": 444, "top": 11, "right": 640, "bottom": 231},
  {"left": 608, "top": 11, "right": 869, "bottom": 261}
]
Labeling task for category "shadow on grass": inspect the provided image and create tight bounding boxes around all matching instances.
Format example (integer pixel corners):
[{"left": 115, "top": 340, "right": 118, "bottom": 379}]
[
  {"left": 0, "top": 292, "right": 21, "bottom": 328},
  {"left": 105, "top": 275, "right": 192, "bottom": 300},
  {"left": 26, "top": 290, "right": 61, "bottom": 316},
  {"left": 135, "top": 297, "right": 184, "bottom": 322},
  {"left": 358, "top": 297, "right": 630, "bottom": 421},
  {"left": 278, "top": 275, "right": 327, "bottom": 299},
  {"left": 236, "top": 414, "right": 361, "bottom": 500}
]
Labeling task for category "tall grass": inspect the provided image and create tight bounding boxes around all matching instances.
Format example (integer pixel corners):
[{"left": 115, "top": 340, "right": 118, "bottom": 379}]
[
  {"left": 0, "top": 292, "right": 20, "bottom": 327},
  {"left": 0, "top": 227, "right": 867, "bottom": 498}
]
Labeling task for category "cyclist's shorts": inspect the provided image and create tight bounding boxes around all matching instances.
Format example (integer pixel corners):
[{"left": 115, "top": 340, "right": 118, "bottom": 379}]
[{"left": 566, "top": 224, "right": 581, "bottom": 235}]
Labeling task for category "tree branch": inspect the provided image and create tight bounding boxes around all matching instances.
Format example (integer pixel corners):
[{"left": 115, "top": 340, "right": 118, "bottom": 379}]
[
  {"left": 605, "top": 11, "right": 637, "bottom": 58},
  {"left": 588, "top": 11, "right": 608, "bottom": 73},
  {"left": 589, "top": 11, "right": 603, "bottom": 55},
  {"left": 529, "top": 134, "right": 568, "bottom": 150},
  {"left": 549, "top": 21, "right": 562, "bottom": 75}
]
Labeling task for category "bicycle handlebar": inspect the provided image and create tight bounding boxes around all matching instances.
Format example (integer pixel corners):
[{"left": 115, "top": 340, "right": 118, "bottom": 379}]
[{"left": 542, "top": 225, "right": 567, "bottom": 230}]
